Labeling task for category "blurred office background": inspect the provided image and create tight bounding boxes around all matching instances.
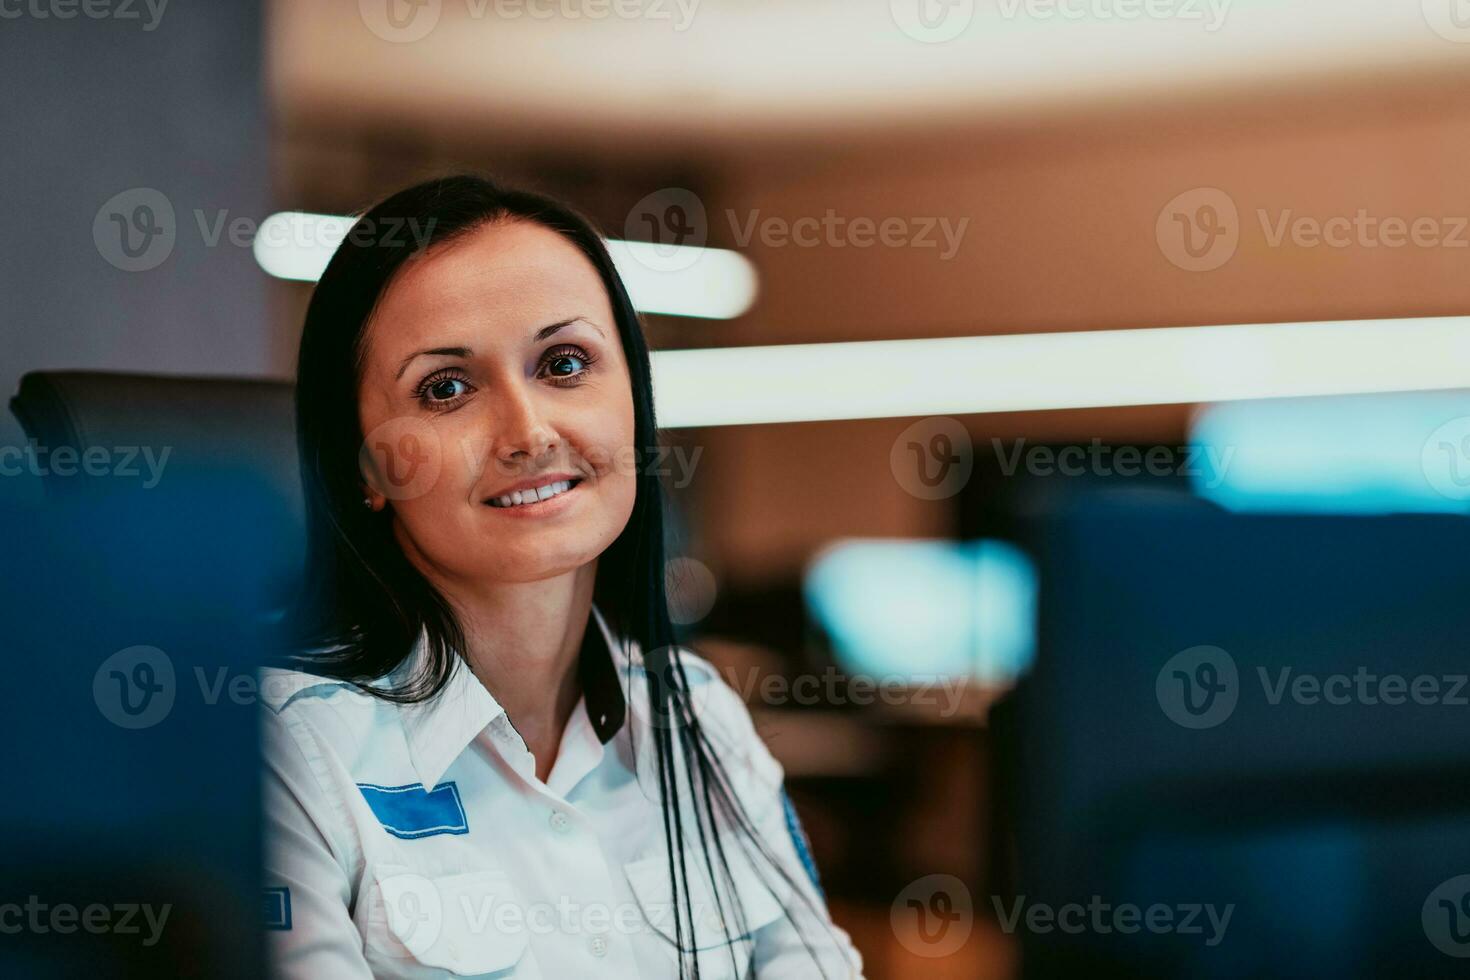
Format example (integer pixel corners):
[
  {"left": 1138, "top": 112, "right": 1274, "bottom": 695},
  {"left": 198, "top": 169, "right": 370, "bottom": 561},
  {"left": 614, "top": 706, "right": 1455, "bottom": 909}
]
[{"left": 4, "top": 1, "right": 1470, "bottom": 977}]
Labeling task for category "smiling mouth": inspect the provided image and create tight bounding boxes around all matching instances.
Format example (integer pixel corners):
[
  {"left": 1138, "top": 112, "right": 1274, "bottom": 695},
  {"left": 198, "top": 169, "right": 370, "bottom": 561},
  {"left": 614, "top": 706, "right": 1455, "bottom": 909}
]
[{"left": 485, "top": 477, "right": 584, "bottom": 509}]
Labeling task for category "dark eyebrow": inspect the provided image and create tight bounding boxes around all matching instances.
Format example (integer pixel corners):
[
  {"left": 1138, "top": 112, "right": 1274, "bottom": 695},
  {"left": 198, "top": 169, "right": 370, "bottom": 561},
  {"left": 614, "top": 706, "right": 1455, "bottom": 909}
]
[
  {"left": 534, "top": 317, "right": 606, "bottom": 343},
  {"left": 393, "top": 320, "right": 606, "bottom": 380},
  {"left": 395, "top": 346, "right": 471, "bottom": 381}
]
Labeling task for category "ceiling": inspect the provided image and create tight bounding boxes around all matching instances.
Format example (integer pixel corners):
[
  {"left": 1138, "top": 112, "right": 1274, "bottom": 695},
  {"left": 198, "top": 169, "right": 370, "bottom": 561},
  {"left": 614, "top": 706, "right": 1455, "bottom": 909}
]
[{"left": 271, "top": 0, "right": 1470, "bottom": 144}]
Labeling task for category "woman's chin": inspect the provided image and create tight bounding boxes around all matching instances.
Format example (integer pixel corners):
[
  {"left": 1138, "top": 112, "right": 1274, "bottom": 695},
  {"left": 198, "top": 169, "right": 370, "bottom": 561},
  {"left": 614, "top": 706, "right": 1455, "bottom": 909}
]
[{"left": 473, "top": 544, "right": 605, "bottom": 585}]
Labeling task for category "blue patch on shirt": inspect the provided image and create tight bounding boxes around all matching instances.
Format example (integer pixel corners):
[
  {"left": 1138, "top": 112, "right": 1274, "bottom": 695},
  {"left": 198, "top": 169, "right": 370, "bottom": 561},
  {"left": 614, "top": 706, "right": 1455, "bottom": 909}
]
[
  {"left": 781, "top": 788, "right": 825, "bottom": 900},
  {"left": 357, "top": 781, "right": 469, "bottom": 840},
  {"left": 262, "top": 887, "right": 292, "bottom": 930}
]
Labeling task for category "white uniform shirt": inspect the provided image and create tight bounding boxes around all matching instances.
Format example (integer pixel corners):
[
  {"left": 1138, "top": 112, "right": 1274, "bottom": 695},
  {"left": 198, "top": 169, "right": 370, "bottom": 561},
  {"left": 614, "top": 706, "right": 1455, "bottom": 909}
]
[{"left": 261, "top": 604, "right": 865, "bottom": 979}]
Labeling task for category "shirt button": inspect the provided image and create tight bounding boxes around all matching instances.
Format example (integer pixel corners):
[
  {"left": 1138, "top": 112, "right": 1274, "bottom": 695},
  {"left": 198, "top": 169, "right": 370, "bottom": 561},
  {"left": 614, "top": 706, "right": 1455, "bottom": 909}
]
[
  {"left": 589, "top": 935, "right": 608, "bottom": 958},
  {"left": 548, "top": 809, "right": 571, "bottom": 834}
]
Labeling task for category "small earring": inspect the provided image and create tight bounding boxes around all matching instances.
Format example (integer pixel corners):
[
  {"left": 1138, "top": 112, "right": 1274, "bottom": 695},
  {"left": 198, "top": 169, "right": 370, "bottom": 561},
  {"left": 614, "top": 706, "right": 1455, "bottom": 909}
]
[{"left": 363, "top": 496, "right": 373, "bottom": 509}]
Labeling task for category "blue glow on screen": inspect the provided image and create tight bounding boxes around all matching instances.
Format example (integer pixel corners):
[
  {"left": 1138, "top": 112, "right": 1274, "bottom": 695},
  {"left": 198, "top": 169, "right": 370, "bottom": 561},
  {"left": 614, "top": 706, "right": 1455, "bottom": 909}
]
[
  {"left": 1190, "top": 391, "right": 1470, "bottom": 514},
  {"left": 802, "top": 538, "right": 1037, "bottom": 683}
]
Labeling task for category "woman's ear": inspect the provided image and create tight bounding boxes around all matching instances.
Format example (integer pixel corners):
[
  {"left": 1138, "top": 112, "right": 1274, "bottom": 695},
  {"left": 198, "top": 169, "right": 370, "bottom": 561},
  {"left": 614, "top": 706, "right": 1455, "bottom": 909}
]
[{"left": 361, "top": 486, "right": 384, "bottom": 512}]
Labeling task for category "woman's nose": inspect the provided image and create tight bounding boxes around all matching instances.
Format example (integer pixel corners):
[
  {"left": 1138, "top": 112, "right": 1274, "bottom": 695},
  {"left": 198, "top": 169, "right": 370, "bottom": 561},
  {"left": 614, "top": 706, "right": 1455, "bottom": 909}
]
[{"left": 492, "top": 385, "right": 558, "bottom": 465}]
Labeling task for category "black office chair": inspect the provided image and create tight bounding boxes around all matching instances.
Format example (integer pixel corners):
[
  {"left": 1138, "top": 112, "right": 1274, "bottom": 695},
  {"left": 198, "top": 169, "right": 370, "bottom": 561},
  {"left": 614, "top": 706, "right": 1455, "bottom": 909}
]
[{"left": 10, "top": 370, "right": 306, "bottom": 612}]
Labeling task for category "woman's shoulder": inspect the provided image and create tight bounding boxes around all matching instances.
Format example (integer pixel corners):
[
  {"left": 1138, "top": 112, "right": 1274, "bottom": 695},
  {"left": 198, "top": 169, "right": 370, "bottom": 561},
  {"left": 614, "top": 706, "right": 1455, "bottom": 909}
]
[
  {"left": 257, "top": 665, "right": 400, "bottom": 770},
  {"left": 258, "top": 664, "right": 375, "bottom": 716}
]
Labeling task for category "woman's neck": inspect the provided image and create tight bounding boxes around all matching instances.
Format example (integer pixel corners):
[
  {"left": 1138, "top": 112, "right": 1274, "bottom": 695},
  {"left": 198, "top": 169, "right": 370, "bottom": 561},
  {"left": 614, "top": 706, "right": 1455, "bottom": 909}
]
[{"left": 432, "top": 562, "right": 599, "bottom": 783}]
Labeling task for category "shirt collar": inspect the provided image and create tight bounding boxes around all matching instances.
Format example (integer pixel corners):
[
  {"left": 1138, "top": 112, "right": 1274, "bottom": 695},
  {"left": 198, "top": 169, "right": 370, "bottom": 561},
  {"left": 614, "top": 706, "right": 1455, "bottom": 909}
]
[{"left": 400, "top": 602, "right": 631, "bottom": 791}]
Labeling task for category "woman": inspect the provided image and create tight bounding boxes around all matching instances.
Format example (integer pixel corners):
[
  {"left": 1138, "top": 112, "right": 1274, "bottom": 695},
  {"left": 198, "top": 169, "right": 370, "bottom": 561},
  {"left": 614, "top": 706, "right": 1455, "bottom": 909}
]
[{"left": 262, "top": 175, "right": 864, "bottom": 979}]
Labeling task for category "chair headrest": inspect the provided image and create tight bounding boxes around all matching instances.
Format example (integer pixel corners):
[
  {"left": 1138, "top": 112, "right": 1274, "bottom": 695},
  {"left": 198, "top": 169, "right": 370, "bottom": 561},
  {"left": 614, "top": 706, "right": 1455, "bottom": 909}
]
[
  {"left": 10, "top": 372, "right": 308, "bottom": 613},
  {"left": 10, "top": 370, "right": 300, "bottom": 511}
]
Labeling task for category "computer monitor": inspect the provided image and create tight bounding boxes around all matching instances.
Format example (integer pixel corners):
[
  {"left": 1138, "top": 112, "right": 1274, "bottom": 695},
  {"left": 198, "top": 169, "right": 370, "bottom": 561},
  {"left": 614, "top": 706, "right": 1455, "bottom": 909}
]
[{"left": 995, "top": 488, "right": 1470, "bottom": 978}]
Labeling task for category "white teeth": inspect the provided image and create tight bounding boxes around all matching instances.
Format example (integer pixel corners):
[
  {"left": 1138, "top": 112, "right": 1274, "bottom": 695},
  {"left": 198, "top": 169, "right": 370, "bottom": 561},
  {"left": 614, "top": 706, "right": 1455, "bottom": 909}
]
[{"left": 490, "top": 479, "right": 577, "bottom": 508}]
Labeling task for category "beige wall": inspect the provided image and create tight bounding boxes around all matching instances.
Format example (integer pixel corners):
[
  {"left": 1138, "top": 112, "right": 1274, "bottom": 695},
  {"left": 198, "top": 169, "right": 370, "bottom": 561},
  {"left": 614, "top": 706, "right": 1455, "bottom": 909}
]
[{"left": 693, "top": 72, "right": 1470, "bottom": 582}]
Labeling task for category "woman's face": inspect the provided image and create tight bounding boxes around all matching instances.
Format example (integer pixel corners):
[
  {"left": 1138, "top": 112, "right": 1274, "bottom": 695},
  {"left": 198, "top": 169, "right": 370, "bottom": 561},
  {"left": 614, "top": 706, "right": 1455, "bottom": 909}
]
[{"left": 355, "top": 219, "right": 638, "bottom": 587}]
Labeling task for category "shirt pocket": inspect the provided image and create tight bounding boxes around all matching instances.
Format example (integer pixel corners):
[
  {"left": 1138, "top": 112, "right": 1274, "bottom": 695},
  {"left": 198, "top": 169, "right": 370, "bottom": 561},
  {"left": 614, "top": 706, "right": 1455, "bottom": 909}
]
[
  {"left": 624, "top": 837, "right": 791, "bottom": 980},
  {"left": 361, "top": 863, "right": 534, "bottom": 978}
]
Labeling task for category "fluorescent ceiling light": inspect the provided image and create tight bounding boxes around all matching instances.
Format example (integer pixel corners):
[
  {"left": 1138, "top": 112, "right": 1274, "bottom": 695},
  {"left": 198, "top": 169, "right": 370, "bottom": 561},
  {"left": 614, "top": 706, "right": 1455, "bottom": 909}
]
[
  {"left": 1189, "top": 391, "right": 1470, "bottom": 515},
  {"left": 253, "top": 223, "right": 1470, "bottom": 427},
  {"left": 652, "top": 317, "right": 1470, "bottom": 428},
  {"left": 251, "top": 211, "right": 757, "bottom": 320},
  {"left": 602, "top": 240, "right": 757, "bottom": 321}
]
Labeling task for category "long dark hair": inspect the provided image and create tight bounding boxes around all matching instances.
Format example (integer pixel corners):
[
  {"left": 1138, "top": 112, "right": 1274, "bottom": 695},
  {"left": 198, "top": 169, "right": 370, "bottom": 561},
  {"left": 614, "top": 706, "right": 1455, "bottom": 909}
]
[{"left": 290, "top": 175, "right": 829, "bottom": 977}]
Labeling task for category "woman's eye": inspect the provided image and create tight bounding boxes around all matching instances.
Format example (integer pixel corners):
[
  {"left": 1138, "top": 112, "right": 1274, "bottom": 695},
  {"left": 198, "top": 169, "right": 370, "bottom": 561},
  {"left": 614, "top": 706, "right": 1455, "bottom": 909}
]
[
  {"left": 415, "top": 373, "right": 474, "bottom": 407},
  {"left": 428, "top": 378, "right": 469, "bottom": 400},
  {"left": 540, "top": 346, "right": 595, "bottom": 382},
  {"left": 546, "top": 354, "right": 586, "bottom": 377}
]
